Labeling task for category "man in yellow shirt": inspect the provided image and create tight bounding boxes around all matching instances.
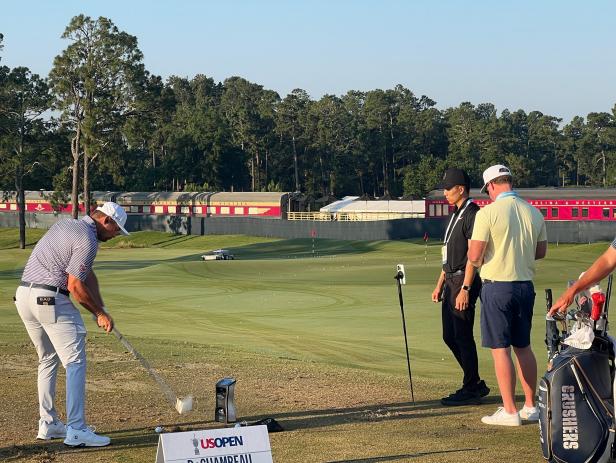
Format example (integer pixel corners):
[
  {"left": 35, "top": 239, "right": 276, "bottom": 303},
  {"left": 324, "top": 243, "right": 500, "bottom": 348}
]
[{"left": 468, "top": 165, "right": 547, "bottom": 426}]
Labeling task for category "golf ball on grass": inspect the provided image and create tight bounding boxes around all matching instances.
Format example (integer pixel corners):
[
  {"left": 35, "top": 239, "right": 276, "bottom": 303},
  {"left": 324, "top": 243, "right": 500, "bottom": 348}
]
[{"left": 155, "top": 426, "right": 163, "bottom": 433}]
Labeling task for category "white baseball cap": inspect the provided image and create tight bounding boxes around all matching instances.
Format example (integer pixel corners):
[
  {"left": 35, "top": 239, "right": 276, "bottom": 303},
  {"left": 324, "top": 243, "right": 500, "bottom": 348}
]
[
  {"left": 95, "top": 202, "right": 129, "bottom": 235},
  {"left": 480, "top": 164, "right": 512, "bottom": 193}
]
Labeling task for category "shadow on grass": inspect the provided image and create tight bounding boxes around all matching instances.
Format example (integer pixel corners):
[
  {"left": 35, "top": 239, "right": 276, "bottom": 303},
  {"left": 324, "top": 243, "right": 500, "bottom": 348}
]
[
  {"left": 228, "top": 239, "right": 386, "bottom": 260},
  {"left": 110, "top": 396, "right": 509, "bottom": 436},
  {"left": 0, "top": 397, "right": 509, "bottom": 461},
  {"left": 140, "top": 398, "right": 499, "bottom": 435},
  {"left": 252, "top": 396, "right": 513, "bottom": 432},
  {"left": 91, "top": 237, "right": 393, "bottom": 272},
  {"left": 93, "top": 255, "right": 202, "bottom": 272},
  {"left": 0, "top": 432, "right": 159, "bottom": 462},
  {"left": 325, "top": 447, "right": 481, "bottom": 462},
  {"left": 0, "top": 268, "right": 25, "bottom": 280},
  {"left": 153, "top": 235, "right": 199, "bottom": 247},
  {"left": 0, "top": 241, "right": 39, "bottom": 250}
]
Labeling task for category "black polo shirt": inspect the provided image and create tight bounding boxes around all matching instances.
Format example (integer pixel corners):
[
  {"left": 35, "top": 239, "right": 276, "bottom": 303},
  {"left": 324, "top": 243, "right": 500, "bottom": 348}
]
[{"left": 442, "top": 198, "right": 480, "bottom": 274}]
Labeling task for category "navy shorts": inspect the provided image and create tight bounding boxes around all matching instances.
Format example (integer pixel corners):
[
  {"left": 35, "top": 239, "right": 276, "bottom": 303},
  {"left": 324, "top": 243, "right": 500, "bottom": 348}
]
[{"left": 480, "top": 281, "right": 535, "bottom": 349}]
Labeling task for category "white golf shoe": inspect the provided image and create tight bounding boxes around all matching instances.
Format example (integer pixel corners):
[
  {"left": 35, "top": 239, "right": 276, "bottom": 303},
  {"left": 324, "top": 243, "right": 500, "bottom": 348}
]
[
  {"left": 64, "top": 425, "right": 111, "bottom": 447},
  {"left": 481, "top": 407, "right": 521, "bottom": 426},
  {"left": 37, "top": 419, "right": 67, "bottom": 440},
  {"left": 519, "top": 405, "right": 540, "bottom": 422}
]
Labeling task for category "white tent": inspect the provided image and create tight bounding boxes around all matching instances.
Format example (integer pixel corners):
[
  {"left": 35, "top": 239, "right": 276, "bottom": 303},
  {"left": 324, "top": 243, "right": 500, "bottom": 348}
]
[{"left": 319, "top": 196, "right": 359, "bottom": 213}]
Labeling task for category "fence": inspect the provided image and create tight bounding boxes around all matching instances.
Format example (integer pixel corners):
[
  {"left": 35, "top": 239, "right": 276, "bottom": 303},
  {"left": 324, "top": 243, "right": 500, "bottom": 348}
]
[
  {"left": 287, "top": 211, "right": 425, "bottom": 221},
  {"left": 2, "top": 212, "right": 616, "bottom": 243}
]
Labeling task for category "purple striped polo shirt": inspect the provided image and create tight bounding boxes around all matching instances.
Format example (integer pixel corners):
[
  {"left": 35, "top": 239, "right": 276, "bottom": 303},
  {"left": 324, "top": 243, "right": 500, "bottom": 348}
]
[{"left": 21, "top": 216, "right": 99, "bottom": 290}]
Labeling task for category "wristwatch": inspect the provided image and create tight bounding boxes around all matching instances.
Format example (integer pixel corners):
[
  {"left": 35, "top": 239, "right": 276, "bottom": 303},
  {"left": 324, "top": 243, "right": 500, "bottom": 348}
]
[{"left": 461, "top": 285, "right": 471, "bottom": 292}]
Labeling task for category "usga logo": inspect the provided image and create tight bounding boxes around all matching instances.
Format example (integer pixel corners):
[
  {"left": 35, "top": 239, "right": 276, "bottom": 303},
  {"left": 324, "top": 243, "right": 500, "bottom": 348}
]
[{"left": 561, "top": 385, "right": 579, "bottom": 450}]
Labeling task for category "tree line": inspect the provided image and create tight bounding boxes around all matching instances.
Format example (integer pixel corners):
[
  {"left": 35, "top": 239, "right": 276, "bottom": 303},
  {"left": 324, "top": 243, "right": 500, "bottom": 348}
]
[{"left": 1, "top": 15, "right": 616, "bottom": 247}]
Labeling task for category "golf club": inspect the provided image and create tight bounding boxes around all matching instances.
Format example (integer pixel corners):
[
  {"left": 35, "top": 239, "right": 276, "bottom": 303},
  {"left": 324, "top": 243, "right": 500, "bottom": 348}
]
[
  {"left": 394, "top": 264, "right": 415, "bottom": 404},
  {"left": 601, "top": 273, "right": 613, "bottom": 336},
  {"left": 545, "top": 289, "right": 560, "bottom": 362},
  {"left": 95, "top": 312, "right": 193, "bottom": 414}
]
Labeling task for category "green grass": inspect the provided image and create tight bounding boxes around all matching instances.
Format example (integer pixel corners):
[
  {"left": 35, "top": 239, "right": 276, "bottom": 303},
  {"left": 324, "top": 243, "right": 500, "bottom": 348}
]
[
  {"left": 0, "top": 228, "right": 612, "bottom": 462},
  {"left": 0, "top": 227, "right": 46, "bottom": 249}
]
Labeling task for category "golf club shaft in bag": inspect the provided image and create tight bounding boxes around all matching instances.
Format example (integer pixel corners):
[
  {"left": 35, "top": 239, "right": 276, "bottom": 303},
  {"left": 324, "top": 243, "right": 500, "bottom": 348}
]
[
  {"left": 545, "top": 289, "right": 560, "bottom": 361},
  {"left": 395, "top": 269, "right": 415, "bottom": 404},
  {"left": 602, "top": 274, "right": 613, "bottom": 337}
]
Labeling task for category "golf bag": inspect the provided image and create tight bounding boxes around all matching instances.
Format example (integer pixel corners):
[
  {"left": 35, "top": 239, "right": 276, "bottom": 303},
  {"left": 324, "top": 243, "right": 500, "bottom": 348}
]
[
  {"left": 539, "top": 278, "right": 616, "bottom": 463},
  {"left": 538, "top": 338, "right": 615, "bottom": 462}
]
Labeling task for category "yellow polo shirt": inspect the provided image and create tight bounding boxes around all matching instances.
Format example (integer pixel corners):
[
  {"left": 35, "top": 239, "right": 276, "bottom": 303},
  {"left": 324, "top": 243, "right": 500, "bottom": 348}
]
[{"left": 471, "top": 193, "right": 547, "bottom": 281}]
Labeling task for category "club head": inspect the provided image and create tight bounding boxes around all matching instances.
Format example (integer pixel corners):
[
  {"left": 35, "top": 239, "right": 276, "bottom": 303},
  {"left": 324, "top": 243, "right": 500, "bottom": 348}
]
[{"left": 175, "top": 395, "right": 193, "bottom": 414}]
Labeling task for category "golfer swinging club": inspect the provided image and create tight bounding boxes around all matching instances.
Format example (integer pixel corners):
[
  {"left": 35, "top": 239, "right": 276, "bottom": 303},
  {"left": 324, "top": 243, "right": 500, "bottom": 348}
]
[
  {"left": 431, "top": 168, "right": 489, "bottom": 405},
  {"left": 14, "top": 202, "right": 129, "bottom": 447}
]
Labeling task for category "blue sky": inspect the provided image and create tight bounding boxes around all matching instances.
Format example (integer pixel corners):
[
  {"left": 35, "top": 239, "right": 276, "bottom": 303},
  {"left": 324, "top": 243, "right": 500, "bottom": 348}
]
[{"left": 2, "top": 0, "right": 614, "bottom": 122}]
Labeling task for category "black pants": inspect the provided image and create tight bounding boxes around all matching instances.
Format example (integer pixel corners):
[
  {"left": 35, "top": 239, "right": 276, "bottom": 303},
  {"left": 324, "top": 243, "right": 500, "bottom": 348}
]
[{"left": 441, "top": 273, "right": 482, "bottom": 390}]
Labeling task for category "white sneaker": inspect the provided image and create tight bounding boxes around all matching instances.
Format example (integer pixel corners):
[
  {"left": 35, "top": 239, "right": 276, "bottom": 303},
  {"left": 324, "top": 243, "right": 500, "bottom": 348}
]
[
  {"left": 519, "top": 405, "right": 539, "bottom": 421},
  {"left": 481, "top": 407, "right": 521, "bottom": 426},
  {"left": 37, "top": 419, "right": 67, "bottom": 440},
  {"left": 63, "top": 425, "right": 111, "bottom": 447}
]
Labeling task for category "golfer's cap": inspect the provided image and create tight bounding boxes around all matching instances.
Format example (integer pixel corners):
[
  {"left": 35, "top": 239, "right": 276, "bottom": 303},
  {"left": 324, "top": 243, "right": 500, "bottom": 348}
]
[
  {"left": 96, "top": 202, "right": 129, "bottom": 235},
  {"left": 437, "top": 168, "right": 470, "bottom": 190},
  {"left": 480, "top": 164, "right": 512, "bottom": 193}
]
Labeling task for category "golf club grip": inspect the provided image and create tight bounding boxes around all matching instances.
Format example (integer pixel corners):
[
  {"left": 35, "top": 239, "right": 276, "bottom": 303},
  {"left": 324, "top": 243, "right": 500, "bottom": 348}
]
[
  {"left": 545, "top": 289, "right": 552, "bottom": 311},
  {"left": 111, "top": 327, "right": 177, "bottom": 406}
]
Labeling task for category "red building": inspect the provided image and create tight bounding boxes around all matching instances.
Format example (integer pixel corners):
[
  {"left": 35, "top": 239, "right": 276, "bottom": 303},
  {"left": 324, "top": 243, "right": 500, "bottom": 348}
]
[{"left": 425, "top": 188, "right": 616, "bottom": 221}]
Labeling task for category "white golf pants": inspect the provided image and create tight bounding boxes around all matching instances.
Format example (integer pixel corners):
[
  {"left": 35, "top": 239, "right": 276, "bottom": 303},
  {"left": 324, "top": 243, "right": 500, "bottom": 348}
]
[{"left": 15, "top": 285, "right": 87, "bottom": 430}]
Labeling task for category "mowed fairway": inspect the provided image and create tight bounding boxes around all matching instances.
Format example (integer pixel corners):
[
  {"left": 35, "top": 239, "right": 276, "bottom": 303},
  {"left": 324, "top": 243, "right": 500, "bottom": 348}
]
[{"left": 0, "top": 228, "right": 611, "bottom": 462}]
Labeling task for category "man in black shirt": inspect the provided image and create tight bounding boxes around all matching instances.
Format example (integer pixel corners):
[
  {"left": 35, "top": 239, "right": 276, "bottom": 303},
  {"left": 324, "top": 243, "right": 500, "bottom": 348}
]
[{"left": 431, "top": 168, "right": 489, "bottom": 405}]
